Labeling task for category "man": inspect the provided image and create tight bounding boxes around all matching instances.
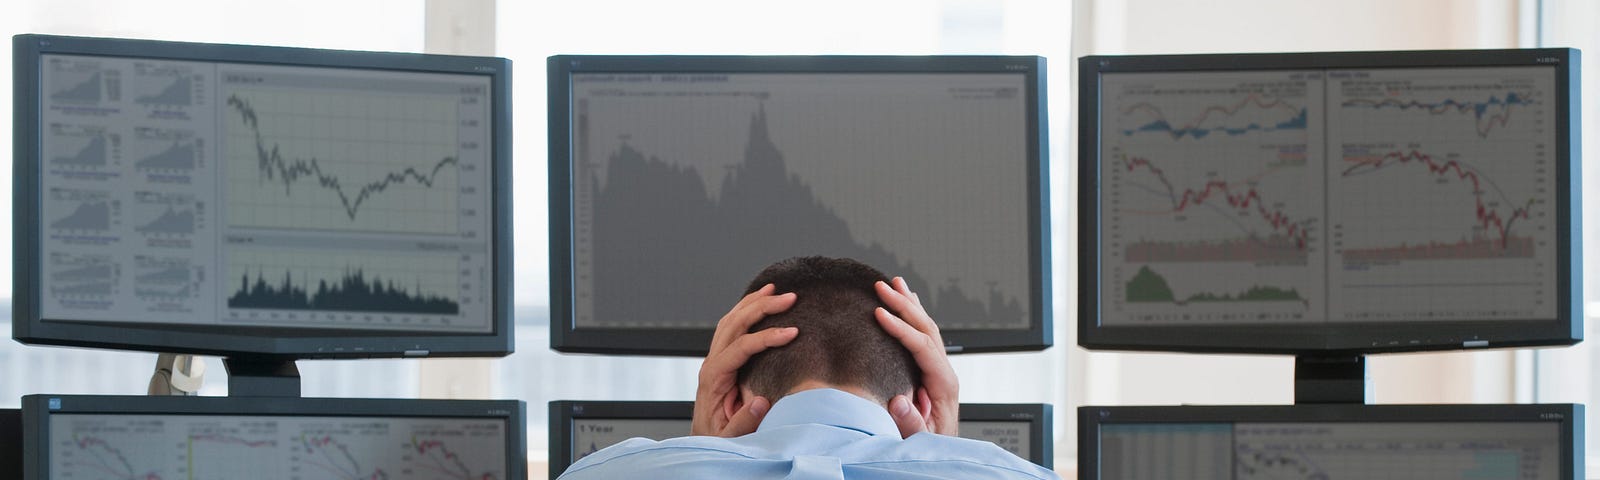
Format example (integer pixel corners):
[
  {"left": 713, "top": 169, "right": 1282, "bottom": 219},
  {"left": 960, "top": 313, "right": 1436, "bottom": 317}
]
[{"left": 559, "top": 256, "right": 1058, "bottom": 479}]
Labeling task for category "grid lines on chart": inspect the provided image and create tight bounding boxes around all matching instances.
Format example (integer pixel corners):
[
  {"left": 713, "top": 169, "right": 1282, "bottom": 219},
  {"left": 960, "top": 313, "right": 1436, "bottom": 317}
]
[{"left": 224, "top": 89, "right": 460, "bottom": 235}]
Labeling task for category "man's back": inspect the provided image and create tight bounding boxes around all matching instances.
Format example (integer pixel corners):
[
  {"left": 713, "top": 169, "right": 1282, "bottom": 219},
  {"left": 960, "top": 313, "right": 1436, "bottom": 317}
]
[{"left": 559, "top": 389, "right": 1057, "bottom": 480}]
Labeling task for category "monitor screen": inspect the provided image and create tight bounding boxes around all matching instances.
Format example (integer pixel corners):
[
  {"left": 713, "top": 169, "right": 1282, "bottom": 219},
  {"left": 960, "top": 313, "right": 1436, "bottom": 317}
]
[
  {"left": 548, "top": 55, "right": 1051, "bottom": 355},
  {"left": 548, "top": 400, "right": 1051, "bottom": 477},
  {"left": 1078, "top": 404, "right": 1582, "bottom": 480},
  {"left": 1078, "top": 49, "right": 1581, "bottom": 354},
  {"left": 20, "top": 395, "right": 527, "bottom": 480},
  {"left": 12, "top": 34, "right": 513, "bottom": 358}
]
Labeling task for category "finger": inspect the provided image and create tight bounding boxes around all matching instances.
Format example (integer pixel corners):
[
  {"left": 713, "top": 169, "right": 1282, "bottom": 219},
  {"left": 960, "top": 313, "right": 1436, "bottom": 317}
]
[
  {"left": 893, "top": 277, "right": 927, "bottom": 309},
  {"left": 875, "top": 280, "right": 937, "bottom": 334},
  {"left": 712, "top": 285, "right": 797, "bottom": 352},
  {"left": 888, "top": 394, "right": 927, "bottom": 439},
  {"left": 711, "top": 284, "right": 775, "bottom": 351},
  {"left": 718, "top": 396, "right": 771, "bottom": 437},
  {"left": 701, "top": 326, "right": 799, "bottom": 381},
  {"left": 875, "top": 307, "right": 939, "bottom": 353}
]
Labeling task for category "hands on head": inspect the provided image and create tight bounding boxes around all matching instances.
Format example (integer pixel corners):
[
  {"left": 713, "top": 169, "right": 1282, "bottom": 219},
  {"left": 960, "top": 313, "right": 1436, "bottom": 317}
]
[
  {"left": 689, "top": 277, "right": 959, "bottom": 439},
  {"left": 690, "top": 284, "right": 797, "bottom": 437}
]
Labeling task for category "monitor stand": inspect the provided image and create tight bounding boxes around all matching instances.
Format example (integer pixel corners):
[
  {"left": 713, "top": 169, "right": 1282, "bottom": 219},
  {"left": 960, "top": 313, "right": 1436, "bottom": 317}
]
[
  {"left": 224, "top": 357, "right": 301, "bottom": 398},
  {"left": 1294, "top": 354, "right": 1369, "bottom": 404}
]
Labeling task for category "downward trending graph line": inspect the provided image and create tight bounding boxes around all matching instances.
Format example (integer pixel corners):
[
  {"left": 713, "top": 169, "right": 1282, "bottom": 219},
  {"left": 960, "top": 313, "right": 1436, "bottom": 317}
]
[
  {"left": 1122, "top": 156, "right": 1311, "bottom": 249},
  {"left": 1341, "top": 149, "right": 1534, "bottom": 249},
  {"left": 227, "top": 95, "right": 457, "bottom": 221},
  {"left": 410, "top": 437, "right": 495, "bottom": 480}
]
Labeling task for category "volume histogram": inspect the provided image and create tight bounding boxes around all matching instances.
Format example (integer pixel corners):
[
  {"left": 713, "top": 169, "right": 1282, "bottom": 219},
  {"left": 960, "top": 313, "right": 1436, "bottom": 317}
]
[
  {"left": 226, "top": 249, "right": 459, "bottom": 313},
  {"left": 224, "top": 248, "right": 481, "bottom": 331},
  {"left": 224, "top": 91, "right": 462, "bottom": 235}
]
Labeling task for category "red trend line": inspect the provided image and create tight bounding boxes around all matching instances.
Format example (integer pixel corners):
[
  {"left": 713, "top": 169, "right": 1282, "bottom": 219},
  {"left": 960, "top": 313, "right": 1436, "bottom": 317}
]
[
  {"left": 411, "top": 438, "right": 482, "bottom": 479},
  {"left": 1341, "top": 150, "right": 1531, "bottom": 248},
  {"left": 1123, "top": 156, "right": 1309, "bottom": 248},
  {"left": 1121, "top": 92, "right": 1301, "bottom": 140}
]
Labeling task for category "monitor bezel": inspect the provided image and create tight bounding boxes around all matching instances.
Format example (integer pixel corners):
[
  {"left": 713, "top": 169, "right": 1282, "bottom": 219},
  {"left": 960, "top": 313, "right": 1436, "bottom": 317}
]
[
  {"left": 1077, "top": 403, "right": 1583, "bottom": 480},
  {"left": 960, "top": 402, "right": 1054, "bottom": 469},
  {"left": 21, "top": 394, "right": 529, "bottom": 480},
  {"left": 1, "top": 408, "right": 19, "bottom": 480},
  {"left": 11, "top": 34, "right": 515, "bottom": 359},
  {"left": 548, "top": 399, "right": 1055, "bottom": 476},
  {"left": 547, "top": 54, "right": 1052, "bottom": 356},
  {"left": 1077, "top": 48, "right": 1583, "bottom": 354},
  {"left": 547, "top": 399, "right": 693, "bottom": 478}
]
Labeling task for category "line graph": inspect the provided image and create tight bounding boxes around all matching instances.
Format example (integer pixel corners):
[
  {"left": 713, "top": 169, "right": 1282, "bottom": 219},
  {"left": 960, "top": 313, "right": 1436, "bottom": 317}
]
[
  {"left": 1341, "top": 91, "right": 1535, "bottom": 138},
  {"left": 1120, "top": 93, "right": 1308, "bottom": 140},
  {"left": 1338, "top": 148, "right": 1536, "bottom": 261},
  {"left": 49, "top": 188, "right": 117, "bottom": 232},
  {"left": 403, "top": 436, "right": 501, "bottom": 480},
  {"left": 1234, "top": 422, "right": 1560, "bottom": 480},
  {"left": 48, "top": 56, "right": 120, "bottom": 105},
  {"left": 573, "top": 74, "right": 1033, "bottom": 331},
  {"left": 62, "top": 434, "right": 167, "bottom": 480},
  {"left": 224, "top": 91, "right": 461, "bottom": 235},
  {"left": 294, "top": 434, "right": 390, "bottom": 480},
  {"left": 51, "top": 123, "right": 119, "bottom": 168},
  {"left": 187, "top": 427, "right": 280, "bottom": 480},
  {"left": 1333, "top": 69, "right": 1550, "bottom": 143},
  {"left": 1120, "top": 155, "right": 1313, "bottom": 250}
]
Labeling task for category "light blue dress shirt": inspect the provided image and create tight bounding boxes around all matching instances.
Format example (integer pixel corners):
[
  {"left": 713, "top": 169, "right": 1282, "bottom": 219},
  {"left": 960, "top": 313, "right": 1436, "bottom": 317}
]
[{"left": 558, "top": 388, "right": 1060, "bottom": 479}]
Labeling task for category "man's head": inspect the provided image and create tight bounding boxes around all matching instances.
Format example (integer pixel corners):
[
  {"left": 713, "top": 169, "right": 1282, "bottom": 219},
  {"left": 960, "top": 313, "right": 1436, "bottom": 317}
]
[{"left": 736, "top": 256, "right": 920, "bottom": 405}]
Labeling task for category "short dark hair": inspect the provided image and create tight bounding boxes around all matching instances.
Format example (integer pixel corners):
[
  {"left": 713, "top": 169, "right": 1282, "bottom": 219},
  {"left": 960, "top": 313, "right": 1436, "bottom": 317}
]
[{"left": 736, "top": 256, "right": 919, "bottom": 403}]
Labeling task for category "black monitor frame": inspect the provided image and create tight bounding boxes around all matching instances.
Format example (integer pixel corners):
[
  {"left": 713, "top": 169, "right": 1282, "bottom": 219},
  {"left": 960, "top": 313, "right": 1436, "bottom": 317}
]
[
  {"left": 1078, "top": 403, "right": 1583, "bottom": 480},
  {"left": 548, "top": 55, "right": 1051, "bottom": 356},
  {"left": 548, "top": 399, "right": 1053, "bottom": 477},
  {"left": 21, "top": 394, "right": 528, "bottom": 480},
  {"left": 1078, "top": 49, "right": 1582, "bottom": 354},
  {"left": 1, "top": 408, "right": 19, "bottom": 480},
  {"left": 12, "top": 34, "right": 514, "bottom": 360}
]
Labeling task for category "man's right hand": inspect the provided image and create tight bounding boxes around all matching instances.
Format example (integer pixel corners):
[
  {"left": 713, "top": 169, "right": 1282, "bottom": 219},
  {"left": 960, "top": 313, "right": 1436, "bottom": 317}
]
[
  {"left": 874, "top": 277, "right": 959, "bottom": 438},
  {"left": 691, "top": 283, "right": 799, "bottom": 437}
]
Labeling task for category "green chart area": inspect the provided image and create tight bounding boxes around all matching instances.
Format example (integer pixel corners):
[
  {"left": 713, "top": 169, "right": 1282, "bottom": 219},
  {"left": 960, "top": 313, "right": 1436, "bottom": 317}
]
[{"left": 1125, "top": 265, "right": 1303, "bottom": 305}]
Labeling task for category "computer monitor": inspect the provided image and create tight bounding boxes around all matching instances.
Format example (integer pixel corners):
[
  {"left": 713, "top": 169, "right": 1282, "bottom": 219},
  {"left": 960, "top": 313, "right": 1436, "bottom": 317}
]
[
  {"left": 1078, "top": 49, "right": 1581, "bottom": 354},
  {"left": 1078, "top": 404, "right": 1582, "bottom": 480},
  {"left": 548, "top": 400, "right": 1052, "bottom": 477},
  {"left": 548, "top": 55, "right": 1051, "bottom": 356},
  {"left": 1, "top": 408, "right": 19, "bottom": 480},
  {"left": 21, "top": 394, "right": 527, "bottom": 480},
  {"left": 12, "top": 34, "right": 513, "bottom": 359}
]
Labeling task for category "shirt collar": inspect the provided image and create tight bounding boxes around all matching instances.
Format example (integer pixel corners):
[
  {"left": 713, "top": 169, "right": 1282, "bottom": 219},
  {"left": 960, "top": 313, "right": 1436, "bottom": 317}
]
[{"left": 755, "top": 388, "right": 901, "bottom": 438}]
